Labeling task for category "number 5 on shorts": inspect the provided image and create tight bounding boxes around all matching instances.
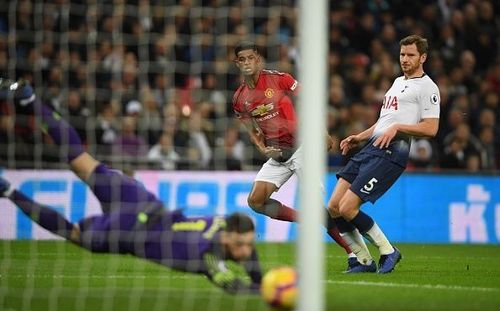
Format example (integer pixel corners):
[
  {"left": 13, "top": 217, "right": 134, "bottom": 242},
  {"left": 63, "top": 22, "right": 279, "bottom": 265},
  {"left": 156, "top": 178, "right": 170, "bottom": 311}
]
[{"left": 360, "top": 178, "right": 378, "bottom": 194}]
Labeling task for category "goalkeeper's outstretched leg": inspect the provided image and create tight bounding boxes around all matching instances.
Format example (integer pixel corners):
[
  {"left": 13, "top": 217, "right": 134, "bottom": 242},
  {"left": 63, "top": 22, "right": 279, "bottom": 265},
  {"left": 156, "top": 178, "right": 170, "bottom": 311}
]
[
  {"left": 0, "top": 78, "right": 99, "bottom": 182},
  {"left": 0, "top": 78, "right": 152, "bottom": 214}
]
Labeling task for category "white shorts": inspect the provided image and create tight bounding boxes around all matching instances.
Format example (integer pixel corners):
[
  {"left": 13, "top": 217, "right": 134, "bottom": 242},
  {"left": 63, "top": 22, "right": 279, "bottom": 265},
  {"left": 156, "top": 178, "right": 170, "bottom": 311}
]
[{"left": 255, "top": 147, "right": 303, "bottom": 188}]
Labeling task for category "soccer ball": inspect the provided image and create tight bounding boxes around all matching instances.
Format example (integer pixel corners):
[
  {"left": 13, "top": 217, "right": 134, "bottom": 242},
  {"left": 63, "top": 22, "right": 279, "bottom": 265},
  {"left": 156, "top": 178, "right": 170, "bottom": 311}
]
[{"left": 261, "top": 266, "right": 298, "bottom": 310}]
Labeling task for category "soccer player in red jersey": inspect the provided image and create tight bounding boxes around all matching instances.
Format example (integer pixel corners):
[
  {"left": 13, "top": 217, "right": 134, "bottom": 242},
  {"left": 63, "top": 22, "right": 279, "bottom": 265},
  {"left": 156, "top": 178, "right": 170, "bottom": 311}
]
[{"left": 231, "top": 41, "right": 358, "bottom": 270}]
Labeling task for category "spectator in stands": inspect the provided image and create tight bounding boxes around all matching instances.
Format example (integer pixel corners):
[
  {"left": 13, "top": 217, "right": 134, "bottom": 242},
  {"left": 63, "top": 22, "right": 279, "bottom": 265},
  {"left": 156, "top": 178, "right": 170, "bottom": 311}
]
[
  {"left": 214, "top": 126, "right": 245, "bottom": 171},
  {"left": 465, "top": 153, "right": 481, "bottom": 172},
  {"left": 147, "top": 132, "right": 179, "bottom": 170},
  {"left": 95, "top": 102, "right": 119, "bottom": 157},
  {"left": 440, "top": 136, "right": 467, "bottom": 169},
  {"left": 441, "top": 123, "right": 484, "bottom": 170},
  {"left": 459, "top": 50, "right": 480, "bottom": 94},
  {"left": 112, "top": 116, "right": 148, "bottom": 159},
  {"left": 65, "top": 90, "right": 90, "bottom": 143},
  {"left": 152, "top": 37, "right": 174, "bottom": 71},
  {"left": 193, "top": 73, "right": 227, "bottom": 118},
  {"left": 196, "top": 100, "right": 216, "bottom": 146},
  {"left": 187, "top": 111, "right": 213, "bottom": 169},
  {"left": 484, "top": 61, "right": 500, "bottom": 94},
  {"left": 136, "top": 89, "right": 163, "bottom": 146},
  {"left": 0, "top": 0, "right": 498, "bottom": 173},
  {"left": 174, "top": 110, "right": 212, "bottom": 170},
  {"left": 151, "top": 73, "right": 174, "bottom": 108},
  {"left": 438, "top": 107, "right": 466, "bottom": 145},
  {"left": 119, "top": 53, "right": 140, "bottom": 102},
  {"left": 408, "top": 139, "right": 435, "bottom": 170},
  {"left": 475, "top": 108, "right": 499, "bottom": 139},
  {"left": 478, "top": 126, "right": 497, "bottom": 170},
  {"left": 162, "top": 103, "right": 179, "bottom": 133}
]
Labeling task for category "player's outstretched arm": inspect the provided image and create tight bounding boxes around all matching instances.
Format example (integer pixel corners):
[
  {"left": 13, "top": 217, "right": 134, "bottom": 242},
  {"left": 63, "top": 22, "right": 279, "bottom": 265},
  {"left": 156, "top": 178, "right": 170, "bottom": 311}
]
[
  {"left": 373, "top": 118, "right": 439, "bottom": 149},
  {"left": 0, "top": 177, "right": 80, "bottom": 242},
  {"left": 203, "top": 252, "right": 261, "bottom": 294},
  {"left": 340, "top": 124, "right": 376, "bottom": 155}
]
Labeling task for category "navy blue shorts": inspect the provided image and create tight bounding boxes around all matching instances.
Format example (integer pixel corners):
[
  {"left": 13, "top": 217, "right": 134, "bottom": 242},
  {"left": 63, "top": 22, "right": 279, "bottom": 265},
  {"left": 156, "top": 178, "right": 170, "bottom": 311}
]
[{"left": 336, "top": 152, "right": 405, "bottom": 204}]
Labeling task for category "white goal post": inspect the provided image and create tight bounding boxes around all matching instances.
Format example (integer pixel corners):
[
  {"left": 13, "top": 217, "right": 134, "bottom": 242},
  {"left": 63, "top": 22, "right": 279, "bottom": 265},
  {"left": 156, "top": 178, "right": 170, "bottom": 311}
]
[{"left": 297, "top": 0, "right": 328, "bottom": 310}]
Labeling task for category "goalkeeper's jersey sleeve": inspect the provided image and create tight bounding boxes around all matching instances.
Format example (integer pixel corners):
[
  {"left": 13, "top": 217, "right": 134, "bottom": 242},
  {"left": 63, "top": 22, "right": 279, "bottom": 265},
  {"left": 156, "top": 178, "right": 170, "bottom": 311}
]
[{"left": 203, "top": 248, "right": 262, "bottom": 294}]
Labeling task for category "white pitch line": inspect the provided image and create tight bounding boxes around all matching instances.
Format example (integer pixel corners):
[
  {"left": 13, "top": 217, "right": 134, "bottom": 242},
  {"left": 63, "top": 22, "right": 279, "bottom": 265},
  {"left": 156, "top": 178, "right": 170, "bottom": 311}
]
[
  {"left": 326, "top": 280, "right": 500, "bottom": 293},
  {"left": 5, "top": 253, "right": 499, "bottom": 261},
  {"left": 0, "top": 274, "right": 190, "bottom": 280},
  {"left": 3, "top": 274, "right": 500, "bottom": 294}
]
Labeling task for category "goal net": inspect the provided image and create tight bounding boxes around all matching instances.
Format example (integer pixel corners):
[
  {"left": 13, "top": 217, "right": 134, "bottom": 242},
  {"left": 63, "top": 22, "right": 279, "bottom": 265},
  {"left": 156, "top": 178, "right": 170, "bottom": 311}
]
[
  {"left": 0, "top": 1, "right": 308, "bottom": 311},
  {"left": 5, "top": 1, "right": 497, "bottom": 310}
]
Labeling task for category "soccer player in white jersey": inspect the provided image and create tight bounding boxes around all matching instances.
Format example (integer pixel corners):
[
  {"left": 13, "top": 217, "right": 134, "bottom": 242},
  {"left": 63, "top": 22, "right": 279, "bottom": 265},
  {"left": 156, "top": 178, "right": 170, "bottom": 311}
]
[{"left": 327, "top": 35, "right": 440, "bottom": 273}]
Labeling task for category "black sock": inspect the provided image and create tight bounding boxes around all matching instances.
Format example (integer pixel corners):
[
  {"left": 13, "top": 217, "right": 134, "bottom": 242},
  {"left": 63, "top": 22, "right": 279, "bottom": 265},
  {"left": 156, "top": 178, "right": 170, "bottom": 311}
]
[
  {"left": 333, "top": 216, "right": 356, "bottom": 233},
  {"left": 349, "top": 210, "right": 374, "bottom": 235},
  {"left": 324, "top": 209, "right": 335, "bottom": 229}
]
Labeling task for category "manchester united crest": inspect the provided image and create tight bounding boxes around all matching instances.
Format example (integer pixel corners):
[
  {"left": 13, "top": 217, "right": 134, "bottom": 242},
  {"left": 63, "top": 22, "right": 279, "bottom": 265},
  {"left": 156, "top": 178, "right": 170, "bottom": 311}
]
[{"left": 264, "top": 88, "right": 275, "bottom": 98}]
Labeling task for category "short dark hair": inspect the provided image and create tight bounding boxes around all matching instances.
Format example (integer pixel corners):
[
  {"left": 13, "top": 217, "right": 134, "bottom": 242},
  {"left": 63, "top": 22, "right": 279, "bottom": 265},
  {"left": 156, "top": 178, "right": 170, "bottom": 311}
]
[
  {"left": 225, "top": 212, "right": 255, "bottom": 233},
  {"left": 399, "top": 35, "right": 428, "bottom": 55},
  {"left": 234, "top": 41, "right": 258, "bottom": 56}
]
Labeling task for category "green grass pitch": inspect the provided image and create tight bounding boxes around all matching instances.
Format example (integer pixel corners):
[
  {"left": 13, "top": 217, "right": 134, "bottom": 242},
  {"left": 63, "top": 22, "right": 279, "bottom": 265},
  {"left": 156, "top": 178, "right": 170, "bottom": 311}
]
[{"left": 1, "top": 241, "right": 499, "bottom": 311}]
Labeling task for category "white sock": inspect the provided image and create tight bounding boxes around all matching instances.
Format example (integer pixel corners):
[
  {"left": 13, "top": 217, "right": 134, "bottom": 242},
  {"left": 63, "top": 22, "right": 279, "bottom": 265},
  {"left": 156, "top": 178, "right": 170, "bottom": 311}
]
[
  {"left": 364, "top": 222, "right": 394, "bottom": 255},
  {"left": 340, "top": 229, "right": 373, "bottom": 265}
]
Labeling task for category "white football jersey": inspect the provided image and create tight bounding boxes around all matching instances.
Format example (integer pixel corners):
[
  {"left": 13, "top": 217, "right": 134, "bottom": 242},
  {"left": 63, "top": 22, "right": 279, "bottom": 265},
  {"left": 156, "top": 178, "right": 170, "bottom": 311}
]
[{"left": 372, "top": 74, "right": 440, "bottom": 139}]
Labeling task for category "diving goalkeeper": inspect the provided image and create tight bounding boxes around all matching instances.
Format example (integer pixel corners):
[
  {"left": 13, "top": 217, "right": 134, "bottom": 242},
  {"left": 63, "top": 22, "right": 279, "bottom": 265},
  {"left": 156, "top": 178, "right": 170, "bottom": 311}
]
[{"left": 0, "top": 78, "right": 261, "bottom": 294}]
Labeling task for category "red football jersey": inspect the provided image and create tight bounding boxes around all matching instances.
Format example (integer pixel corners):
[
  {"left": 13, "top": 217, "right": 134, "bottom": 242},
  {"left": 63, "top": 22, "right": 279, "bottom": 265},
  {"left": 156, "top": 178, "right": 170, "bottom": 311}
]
[{"left": 232, "top": 69, "right": 299, "bottom": 149}]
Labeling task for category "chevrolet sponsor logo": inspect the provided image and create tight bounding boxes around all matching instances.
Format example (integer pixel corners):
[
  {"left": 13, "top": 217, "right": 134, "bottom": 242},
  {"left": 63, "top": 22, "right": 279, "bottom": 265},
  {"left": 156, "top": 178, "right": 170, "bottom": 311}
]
[
  {"left": 256, "top": 111, "right": 279, "bottom": 121},
  {"left": 251, "top": 103, "right": 274, "bottom": 116}
]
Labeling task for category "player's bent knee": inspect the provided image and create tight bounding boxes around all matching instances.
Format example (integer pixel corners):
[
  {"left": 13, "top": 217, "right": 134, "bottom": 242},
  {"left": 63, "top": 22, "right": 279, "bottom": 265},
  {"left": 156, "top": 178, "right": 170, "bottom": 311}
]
[
  {"left": 327, "top": 200, "right": 340, "bottom": 216},
  {"left": 247, "top": 196, "right": 266, "bottom": 214},
  {"left": 338, "top": 204, "right": 358, "bottom": 221},
  {"left": 70, "top": 153, "right": 100, "bottom": 182}
]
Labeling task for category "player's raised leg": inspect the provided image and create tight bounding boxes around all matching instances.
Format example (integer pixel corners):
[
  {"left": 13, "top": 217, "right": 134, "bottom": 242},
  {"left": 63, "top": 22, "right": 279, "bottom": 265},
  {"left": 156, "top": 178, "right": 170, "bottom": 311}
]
[
  {"left": 0, "top": 78, "right": 153, "bottom": 214},
  {"left": 27, "top": 96, "right": 157, "bottom": 212},
  {"left": 0, "top": 78, "right": 100, "bottom": 181}
]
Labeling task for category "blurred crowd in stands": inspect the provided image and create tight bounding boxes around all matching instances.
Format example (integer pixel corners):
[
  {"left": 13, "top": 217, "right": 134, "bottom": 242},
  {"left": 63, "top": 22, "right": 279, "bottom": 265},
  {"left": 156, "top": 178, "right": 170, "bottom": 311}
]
[{"left": 0, "top": 0, "right": 498, "bottom": 172}]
